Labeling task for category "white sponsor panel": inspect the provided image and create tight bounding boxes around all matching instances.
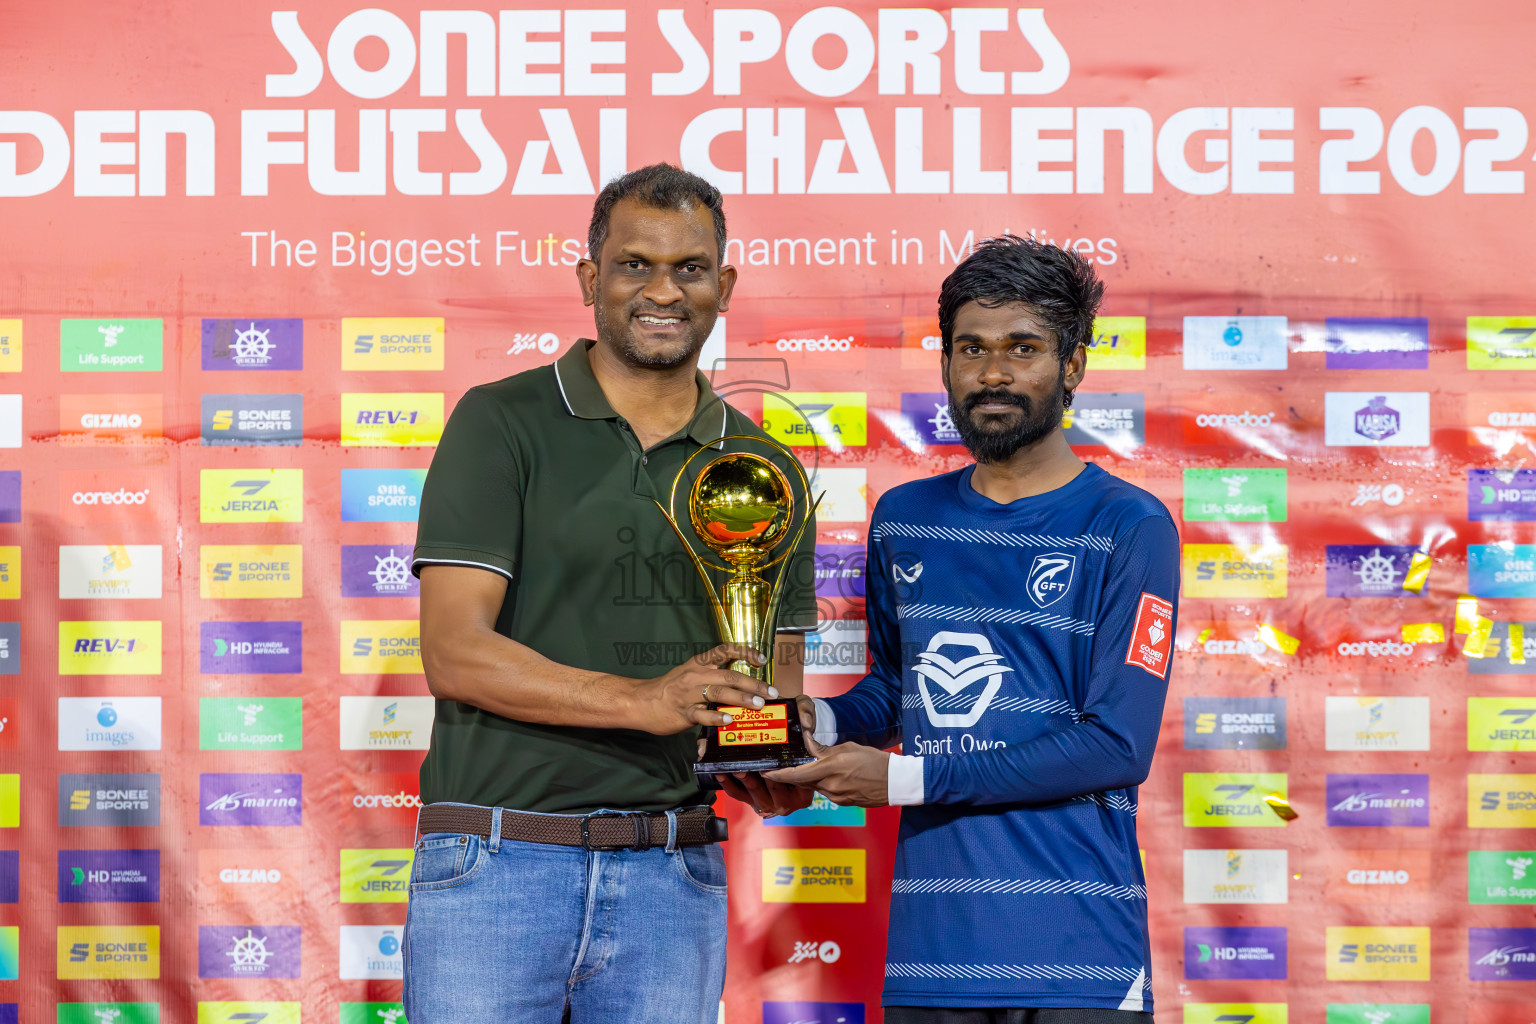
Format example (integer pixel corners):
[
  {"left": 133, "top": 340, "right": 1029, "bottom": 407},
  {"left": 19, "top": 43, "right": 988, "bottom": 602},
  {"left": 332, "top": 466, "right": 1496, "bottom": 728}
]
[
  {"left": 807, "top": 467, "right": 866, "bottom": 523},
  {"left": 1325, "top": 696, "right": 1431, "bottom": 751},
  {"left": 58, "top": 696, "right": 163, "bottom": 751},
  {"left": 338, "top": 696, "right": 434, "bottom": 750},
  {"left": 58, "top": 544, "right": 163, "bottom": 599},
  {"left": 804, "top": 619, "right": 867, "bottom": 677},
  {"left": 0, "top": 395, "right": 19, "bottom": 447},
  {"left": 339, "top": 924, "right": 404, "bottom": 979},
  {"left": 1324, "top": 392, "right": 1431, "bottom": 447},
  {"left": 1183, "top": 848, "right": 1289, "bottom": 904}
]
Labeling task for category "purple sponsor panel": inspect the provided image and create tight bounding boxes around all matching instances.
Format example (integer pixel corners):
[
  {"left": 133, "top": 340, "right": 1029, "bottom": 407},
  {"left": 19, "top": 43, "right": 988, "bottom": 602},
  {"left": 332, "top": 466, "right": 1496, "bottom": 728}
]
[
  {"left": 1326, "top": 773, "right": 1430, "bottom": 827},
  {"left": 201, "top": 318, "right": 303, "bottom": 370},
  {"left": 0, "top": 471, "right": 18, "bottom": 523},
  {"left": 198, "top": 925, "right": 301, "bottom": 978},
  {"left": 199, "top": 773, "right": 302, "bottom": 826},
  {"left": 200, "top": 621, "right": 302, "bottom": 674},
  {"left": 1184, "top": 926, "right": 1288, "bottom": 980},
  {"left": 58, "top": 849, "right": 160, "bottom": 902},
  {"left": 0, "top": 851, "right": 15, "bottom": 903},
  {"left": 1470, "top": 928, "right": 1536, "bottom": 980},
  {"left": 814, "top": 544, "right": 866, "bottom": 600},
  {"left": 1469, "top": 468, "right": 1536, "bottom": 522},
  {"left": 1325, "top": 317, "right": 1430, "bottom": 370},
  {"left": 763, "top": 1003, "right": 866, "bottom": 1024},
  {"left": 897, "top": 392, "right": 962, "bottom": 447},
  {"left": 1324, "top": 545, "right": 1420, "bottom": 598},
  {"left": 340, "top": 545, "right": 420, "bottom": 598}
]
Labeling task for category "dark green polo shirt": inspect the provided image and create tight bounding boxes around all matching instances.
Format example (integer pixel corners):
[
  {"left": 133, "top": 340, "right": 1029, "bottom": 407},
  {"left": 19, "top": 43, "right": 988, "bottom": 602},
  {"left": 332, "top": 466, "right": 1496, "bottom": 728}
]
[{"left": 412, "top": 340, "right": 818, "bottom": 813}]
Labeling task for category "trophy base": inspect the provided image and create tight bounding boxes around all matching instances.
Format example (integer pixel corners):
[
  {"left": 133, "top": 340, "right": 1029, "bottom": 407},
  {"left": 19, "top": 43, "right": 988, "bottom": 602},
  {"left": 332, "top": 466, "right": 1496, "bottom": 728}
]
[
  {"left": 694, "top": 753, "right": 817, "bottom": 775},
  {"left": 692, "top": 697, "right": 816, "bottom": 777}
]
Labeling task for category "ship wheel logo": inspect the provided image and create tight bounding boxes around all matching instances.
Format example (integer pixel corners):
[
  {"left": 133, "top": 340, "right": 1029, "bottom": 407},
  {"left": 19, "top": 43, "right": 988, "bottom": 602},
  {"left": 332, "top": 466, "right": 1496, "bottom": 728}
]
[
  {"left": 227, "top": 929, "right": 273, "bottom": 973},
  {"left": 1351, "top": 548, "right": 1400, "bottom": 591},
  {"left": 369, "top": 549, "right": 413, "bottom": 592},
  {"left": 232, "top": 323, "right": 275, "bottom": 365}
]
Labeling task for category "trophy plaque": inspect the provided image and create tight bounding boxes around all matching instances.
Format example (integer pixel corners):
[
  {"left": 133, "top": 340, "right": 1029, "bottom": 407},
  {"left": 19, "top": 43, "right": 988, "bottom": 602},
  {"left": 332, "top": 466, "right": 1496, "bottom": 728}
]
[{"left": 654, "top": 436, "right": 822, "bottom": 775}]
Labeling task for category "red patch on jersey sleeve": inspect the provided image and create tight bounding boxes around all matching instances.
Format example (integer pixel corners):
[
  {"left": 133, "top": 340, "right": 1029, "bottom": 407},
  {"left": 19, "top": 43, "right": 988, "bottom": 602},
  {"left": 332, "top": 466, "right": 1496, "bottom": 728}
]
[{"left": 1124, "top": 592, "right": 1174, "bottom": 678}]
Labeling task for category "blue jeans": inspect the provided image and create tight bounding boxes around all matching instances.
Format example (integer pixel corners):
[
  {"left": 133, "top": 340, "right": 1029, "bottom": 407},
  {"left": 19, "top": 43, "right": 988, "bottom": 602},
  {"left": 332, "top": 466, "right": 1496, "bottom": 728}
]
[{"left": 402, "top": 805, "right": 728, "bottom": 1024}]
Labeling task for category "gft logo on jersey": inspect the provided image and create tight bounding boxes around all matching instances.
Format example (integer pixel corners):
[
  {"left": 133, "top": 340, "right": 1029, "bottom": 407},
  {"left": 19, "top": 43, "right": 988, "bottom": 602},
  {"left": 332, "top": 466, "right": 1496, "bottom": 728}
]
[
  {"left": 1183, "top": 773, "right": 1289, "bottom": 828},
  {"left": 340, "top": 392, "right": 444, "bottom": 446},
  {"left": 200, "top": 545, "right": 302, "bottom": 599},
  {"left": 343, "top": 317, "right": 445, "bottom": 370},
  {"left": 1468, "top": 317, "right": 1536, "bottom": 370},
  {"left": 340, "top": 469, "right": 428, "bottom": 522},
  {"left": 1026, "top": 552, "right": 1076, "bottom": 608},
  {"left": 1183, "top": 316, "right": 1288, "bottom": 371},
  {"left": 1183, "top": 849, "right": 1288, "bottom": 904},
  {"left": 912, "top": 631, "right": 1015, "bottom": 729},
  {"left": 57, "top": 926, "right": 160, "bottom": 979},
  {"left": 1469, "top": 851, "right": 1536, "bottom": 905},
  {"left": 341, "top": 546, "right": 420, "bottom": 598},
  {"left": 339, "top": 926, "right": 405, "bottom": 980},
  {"left": 57, "top": 621, "right": 162, "bottom": 675},
  {"left": 762, "top": 393, "right": 868, "bottom": 448},
  {"left": 197, "top": 926, "right": 300, "bottom": 979},
  {"left": 201, "top": 317, "right": 304, "bottom": 370},
  {"left": 339, "top": 849, "right": 414, "bottom": 903},
  {"left": 200, "top": 470, "right": 303, "bottom": 523},
  {"left": 761, "top": 849, "right": 866, "bottom": 904},
  {"left": 195, "top": 1003, "right": 302, "bottom": 1024},
  {"left": 200, "top": 394, "right": 303, "bottom": 446},
  {"left": 1327, "top": 927, "right": 1430, "bottom": 981},
  {"left": 340, "top": 621, "right": 423, "bottom": 675},
  {"left": 59, "top": 318, "right": 162, "bottom": 372}
]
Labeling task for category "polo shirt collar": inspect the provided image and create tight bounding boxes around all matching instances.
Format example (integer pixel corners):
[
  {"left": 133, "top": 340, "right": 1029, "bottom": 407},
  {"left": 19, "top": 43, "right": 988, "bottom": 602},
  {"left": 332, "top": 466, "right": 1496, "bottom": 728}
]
[{"left": 554, "top": 339, "right": 728, "bottom": 446}]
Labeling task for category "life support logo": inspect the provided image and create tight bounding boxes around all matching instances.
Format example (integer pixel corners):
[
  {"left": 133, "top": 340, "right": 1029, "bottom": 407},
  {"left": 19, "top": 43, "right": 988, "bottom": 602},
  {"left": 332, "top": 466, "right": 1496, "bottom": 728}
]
[
  {"left": 913, "top": 631, "right": 1015, "bottom": 729},
  {"left": 1027, "top": 552, "right": 1076, "bottom": 608}
]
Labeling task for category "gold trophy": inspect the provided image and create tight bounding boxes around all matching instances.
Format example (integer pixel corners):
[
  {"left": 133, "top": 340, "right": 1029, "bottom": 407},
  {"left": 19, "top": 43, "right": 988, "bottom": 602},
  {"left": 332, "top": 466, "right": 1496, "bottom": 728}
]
[{"left": 655, "top": 436, "right": 822, "bottom": 774}]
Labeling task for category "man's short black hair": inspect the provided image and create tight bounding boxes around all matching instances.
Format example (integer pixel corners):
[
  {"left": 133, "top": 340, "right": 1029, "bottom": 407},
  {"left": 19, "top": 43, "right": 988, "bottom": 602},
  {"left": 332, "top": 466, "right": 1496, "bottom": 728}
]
[
  {"left": 588, "top": 163, "right": 727, "bottom": 264},
  {"left": 937, "top": 235, "right": 1105, "bottom": 370}
]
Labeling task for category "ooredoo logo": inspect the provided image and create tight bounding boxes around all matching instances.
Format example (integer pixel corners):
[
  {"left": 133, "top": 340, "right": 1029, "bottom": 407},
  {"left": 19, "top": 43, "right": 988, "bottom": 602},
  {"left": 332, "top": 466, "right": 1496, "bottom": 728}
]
[
  {"left": 1177, "top": 392, "right": 1292, "bottom": 447},
  {"left": 59, "top": 471, "right": 163, "bottom": 524},
  {"left": 759, "top": 318, "right": 865, "bottom": 364}
]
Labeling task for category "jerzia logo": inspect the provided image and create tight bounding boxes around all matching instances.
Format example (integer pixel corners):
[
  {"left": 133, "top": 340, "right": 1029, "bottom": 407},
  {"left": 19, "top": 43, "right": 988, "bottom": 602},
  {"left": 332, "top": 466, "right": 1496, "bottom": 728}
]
[
  {"left": 913, "top": 631, "right": 1014, "bottom": 728},
  {"left": 1027, "top": 552, "right": 1076, "bottom": 608}
]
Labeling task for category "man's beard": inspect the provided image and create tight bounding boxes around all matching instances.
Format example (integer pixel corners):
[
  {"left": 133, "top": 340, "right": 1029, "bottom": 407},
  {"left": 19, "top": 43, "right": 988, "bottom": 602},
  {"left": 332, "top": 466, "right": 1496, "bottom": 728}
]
[
  {"left": 947, "top": 369, "right": 1066, "bottom": 464},
  {"left": 594, "top": 297, "right": 705, "bottom": 370}
]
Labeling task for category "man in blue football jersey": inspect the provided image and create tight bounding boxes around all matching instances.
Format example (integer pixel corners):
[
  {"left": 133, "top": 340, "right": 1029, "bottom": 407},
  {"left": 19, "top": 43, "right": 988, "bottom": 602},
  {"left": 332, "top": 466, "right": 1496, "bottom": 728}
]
[{"left": 769, "top": 236, "right": 1178, "bottom": 1022}]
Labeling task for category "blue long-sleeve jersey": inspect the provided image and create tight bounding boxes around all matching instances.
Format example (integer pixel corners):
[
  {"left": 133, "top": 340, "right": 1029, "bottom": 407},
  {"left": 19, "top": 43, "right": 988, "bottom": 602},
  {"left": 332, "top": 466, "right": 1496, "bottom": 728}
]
[{"left": 825, "top": 462, "right": 1179, "bottom": 1011}]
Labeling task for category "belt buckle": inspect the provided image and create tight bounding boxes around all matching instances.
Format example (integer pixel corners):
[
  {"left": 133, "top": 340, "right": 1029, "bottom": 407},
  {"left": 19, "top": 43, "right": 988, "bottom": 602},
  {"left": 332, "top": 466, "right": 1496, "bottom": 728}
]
[{"left": 579, "top": 810, "right": 651, "bottom": 852}]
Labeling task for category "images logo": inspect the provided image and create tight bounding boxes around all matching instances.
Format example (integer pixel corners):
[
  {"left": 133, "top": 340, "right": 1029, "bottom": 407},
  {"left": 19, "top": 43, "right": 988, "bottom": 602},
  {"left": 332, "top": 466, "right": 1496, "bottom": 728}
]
[
  {"left": 340, "top": 392, "right": 444, "bottom": 446},
  {"left": 1325, "top": 697, "right": 1430, "bottom": 751},
  {"left": 200, "top": 545, "right": 302, "bottom": 599},
  {"left": 761, "top": 849, "right": 865, "bottom": 903},
  {"left": 1470, "top": 774, "right": 1536, "bottom": 828},
  {"left": 341, "top": 546, "right": 420, "bottom": 598},
  {"left": 339, "top": 926, "right": 406, "bottom": 980},
  {"left": 60, "top": 394, "right": 163, "bottom": 444},
  {"left": 1183, "top": 468, "right": 1287, "bottom": 522},
  {"left": 58, "top": 850, "right": 160, "bottom": 903},
  {"left": 58, "top": 697, "right": 162, "bottom": 751},
  {"left": 58, "top": 622, "right": 162, "bottom": 675},
  {"left": 58, "top": 773, "right": 160, "bottom": 827},
  {"left": 200, "top": 621, "right": 302, "bottom": 675},
  {"left": 1469, "top": 468, "right": 1536, "bottom": 522},
  {"left": 197, "top": 926, "right": 300, "bottom": 979},
  {"left": 1060, "top": 392, "right": 1145, "bottom": 451},
  {"left": 340, "top": 468, "right": 428, "bottom": 522},
  {"left": 58, "top": 544, "right": 163, "bottom": 600},
  {"left": 765, "top": 792, "right": 866, "bottom": 828},
  {"left": 912, "top": 631, "right": 1014, "bottom": 728},
  {"left": 1183, "top": 544, "right": 1288, "bottom": 598},
  {"left": 1326, "top": 850, "right": 1431, "bottom": 905},
  {"left": 896, "top": 392, "right": 962, "bottom": 447},
  {"left": 60, "top": 319, "right": 162, "bottom": 372},
  {"left": 1183, "top": 316, "right": 1288, "bottom": 370},
  {"left": 1183, "top": 773, "right": 1289, "bottom": 828},
  {"left": 1326, "top": 927, "right": 1429, "bottom": 981},
  {"left": 1324, "top": 392, "right": 1430, "bottom": 447},
  {"left": 1469, "top": 317, "right": 1536, "bottom": 370},
  {"left": 340, "top": 621, "right": 423, "bottom": 675},
  {"left": 342, "top": 317, "right": 445, "bottom": 370},
  {"left": 1183, "top": 849, "right": 1288, "bottom": 904},
  {"left": 1087, "top": 316, "right": 1146, "bottom": 370},
  {"left": 199, "top": 394, "right": 303, "bottom": 446},
  {"left": 1325, "top": 317, "right": 1429, "bottom": 370},
  {"left": 200, "top": 470, "right": 303, "bottom": 523},
  {"left": 199, "top": 773, "right": 302, "bottom": 827},
  {"left": 195, "top": 1003, "right": 302, "bottom": 1024},
  {"left": 200, "top": 698, "right": 302, "bottom": 751},
  {"left": 340, "top": 849, "right": 414, "bottom": 903},
  {"left": 339, "top": 696, "right": 433, "bottom": 749},
  {"left": 1184, "top": 698, "right": 1287, "bottom": 751},
  {"left": 1184, "top": 926, "right": 1287, "bottom": 980},
  {"left": 56, "top": 926, "right": 160, "bottom": 979},
  {"left": 762, "top": 1003, "right": 865, "bottom": 1024},
  {"left": 1468, "top": 543, "right": 1536, "bottom": 598},
  {"left": 202, "top": 317, "right": 304, "bottom": 370},
  {"left": 762, "top": 393, "right": 867, "bottom": 448},
  {"left": 1326, "top": 774, "right": 1430, "bottom": 827}
]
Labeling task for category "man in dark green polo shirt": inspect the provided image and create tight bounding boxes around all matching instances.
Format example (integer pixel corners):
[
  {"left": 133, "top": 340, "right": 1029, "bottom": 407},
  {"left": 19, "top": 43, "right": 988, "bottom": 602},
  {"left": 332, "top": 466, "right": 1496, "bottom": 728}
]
[{"left": 402, "top": 164, "right": 817, "bottom": 1024}]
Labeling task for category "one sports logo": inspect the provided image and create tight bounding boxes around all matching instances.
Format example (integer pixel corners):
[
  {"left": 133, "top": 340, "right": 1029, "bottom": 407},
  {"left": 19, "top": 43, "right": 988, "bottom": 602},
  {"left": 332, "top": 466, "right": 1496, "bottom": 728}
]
[{"left": 1027, "top": 552, "right": 1076, "bottom": 608}]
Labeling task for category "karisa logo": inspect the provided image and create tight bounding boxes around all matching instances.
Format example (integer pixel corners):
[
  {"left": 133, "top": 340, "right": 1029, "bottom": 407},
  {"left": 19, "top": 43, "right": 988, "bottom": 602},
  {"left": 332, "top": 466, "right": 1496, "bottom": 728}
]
[
  {"left": 507, "top": 332, "right": 561, "bottom": 356},
  {"left": 1027, "top": 552, "right": 1076, "bottom": 608},
  {"left": 1355, "top": 395, "right": 1401, "bottom": 441},
  {"left": 913, "top": 631, "right": 1015, "bottom": 728},
  {"left": 788, "top": 939, "right": 842, "bottom": 964}
]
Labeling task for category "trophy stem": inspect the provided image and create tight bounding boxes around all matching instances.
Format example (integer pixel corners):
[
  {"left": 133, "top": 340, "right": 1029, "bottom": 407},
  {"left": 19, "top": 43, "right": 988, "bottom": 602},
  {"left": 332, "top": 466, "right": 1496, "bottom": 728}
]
[{"left": 720, "top": 567, "right": 771, "bottom": 683}]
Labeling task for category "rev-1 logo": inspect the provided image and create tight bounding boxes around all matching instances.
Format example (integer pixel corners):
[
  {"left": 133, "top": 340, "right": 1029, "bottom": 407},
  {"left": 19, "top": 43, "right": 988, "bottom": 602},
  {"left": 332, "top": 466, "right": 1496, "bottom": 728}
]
[{"left": 1027, "top": 552, "right": 1075, "bottom": 608}]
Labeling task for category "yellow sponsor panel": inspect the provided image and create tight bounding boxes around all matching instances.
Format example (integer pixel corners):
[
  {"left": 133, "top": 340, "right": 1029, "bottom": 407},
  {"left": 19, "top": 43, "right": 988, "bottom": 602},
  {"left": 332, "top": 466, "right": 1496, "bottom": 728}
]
[
  {"left": 340, "top": 848, "right": 415, "bottom": 903},
  {"left": 341, "top": 392, "right": 444, "bottom": 446},
  {"left": 58, "top": 620, "right": 163, "bottom": 675},
  {"left": 762, "top": 392, "right": 867, "bottom": 447},
  {"left": 200, "top": 545, "right": 303, "bottom": 599},
  {"left": 0, "top": 319, "right": 20, "bottom": 371},
  {"left": 1182, "top": 543, "right": 1288, "bottom": 598},
  {"left": 762, "top": 848, "right": 866, "bottom": 903},
  {"left": 198, "top": 1005, "right": 301, "bottom": 1024},
  {"left": 1325, "top": 926, "right": 1430, "bottom": 981},
  {"left": 1184, "top": 1005, "right": 1287, "bottom": 1024},
  {"left": 1469, "top": 698, "right": 1536, "bottom": 752},
  {"left": 0, "top": 774, "right": 17, "bottom": 827},
  {"left": 200, "top": 468, "right": 304, "bottom": 523},
  {"left": 341, "top": 620, "right": 423, "bottom": 674},
  {"left": 1469, "top": 774, "right": 1536, "bottom": 827},
  {"left": 1469, "top": 316, "right": 1536, "bottom": 370},
  {"left": 1088, "top": 316, "right": 1146, "bottom": 370},
  {"left": 57, "top": 925, "right": 160, "bottom": 980},
  {"left": 1183, "top": 772, "right": 1289, "bottom": 827},
  {"left": 0, "top": 546, "right": 16, "bottom": 599},
  {"left": 342, "top": 317, "right": 446, "bottom": 370}
]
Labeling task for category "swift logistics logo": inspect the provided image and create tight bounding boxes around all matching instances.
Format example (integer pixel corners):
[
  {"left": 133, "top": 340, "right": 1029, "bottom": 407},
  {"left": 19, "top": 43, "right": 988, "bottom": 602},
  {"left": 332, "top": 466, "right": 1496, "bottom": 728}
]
[
  {"left": 1469, "top": 317, "right": 1536, "bottom": 370},
  {"left": 201, "top": 317, "right": 304, "bottom": 370},
  {"left": 57, "top": 925, "right": 160, "bottom": 979},
  {"left": 200, "top": 621, "right": 302, "bottom": 674},
  {"left": 1468, "top": 543, "right": 1536, "bottom": 598},
  {"left": 762, "top": 849, "right": 866, "bottom": 903},
  {"left": 1087, "top": 316, "right": 1146, "bottom": 370},
  {"left": 1324, "top": 697, "right": 1431, "bottom": 751},
  {"left": 1326, "top": 774, "right": 1430, "bottom": 827},
  {"left": 59, "top": 319, "right": 162, "bottom": 372},
  {"left": 1325, "top": 317, "right": 1430, "bottom": 370},
  {"left": 200, "top": 697, "right": 302, "bottom": 751},
  {"left": 340, "top": 621, "right": 423, "bottom": 674},
  {"left": 1324, "top": 392, "right": 1431, "bottom": 447},
  {"left": 340, "top": 392, "right": 444, "bottom": 446},
  {"left": 197, "top": 926, "right": 300, "bottom": 979},
  {"left": 1469, "top": 851, "right": 1536, "bottom": 904},
  {"left": 1469, "top": 699, "right": 1536, "bottom": 752},
  {"left": 762, "top": 392, "right": 868, "bottom": 448},
  {"left": 339, "top": 849, "right": 414, "bottom": 903},
  {"left": 1324, "top": 545, "right": 1420, "bottom": 598},
  {"left": 1184, "top": 926, "right": 1287, "bottom": 980},
  {"left": 342, "top": 317, "right": 445, "bottom": 370},
  {"left": 808, "top": 467, "right": 866, "bottom": 523},
  {"left": 199, "top": 773, "right": 302, "bottom": 827},
  {"left": 199, "top": 394, "right": 303, "bottom": 446},
  {"left": 1327, "top": 926, "right": 1430, "bottom": 981},
  {"left": 339, "top": 696, "right": 433, "bottom": 749},
  {"left": 58, "top": 621, "right": 162, "bottom": 674},
  {"left": 200, "top": 545, "right": 302, "bottom": 599},
  {"left": 58, "top": 773, "right": 160, "bottom": 827},
  {"left": 1060, "top": 392, "right": 1144, "bottom": 450},
  {"left": 1183, "top": 848, "right": 1288, "bottom": 904},
  {"left": 57, "top": 849, "right": 160, "bottom": 903},
  {"left": 58, "top": 545, "right": 163, "bottom": 599},
  {"left": 1184, "top": 697, "right": 1287, "bottom": 750},
  {"left": 1183, "top": 468, "right": 1287, "bottom": 522},
  {"left": 341, "top": 546, "right": 420, "bottom": 598},
  {"left": 1183, "top": 773, "right": 1289, "bottom": 828},
  {"left": 339, "top": 926, "right": 406, "bottom": 980},
  {"left": 200, "top": 469, "right": 303, "bottom": 523},
  {"left": 341, "top": 468, "right": 428, "bottom": 521},
  {"left": 1470, "top": 927, "right": 1536, "bottom": 980},
  {"left": 58, "top": 697, "right": 162, "bottom": 751},
  {"left": 1470, "top": 774, "right": 1536, "bottom": 828},
  {"left": 1183, "top": 1005, "right": 1288, "bottom": 1024},
  {"left": 1325, "top": 850, "right": 1432, "bottom": 905},
  {"left": 196, "top": 1004, "right": 302, "bottom": 1024},
  {"left": 1182, "top": 544, "right": 1288, "bottom": 598},
  {"left": 59, "top": 469, "right": 163, "bottom": 523},
  {"left": 1183, "top": 316, "right": 1288, "bottom": 370},
  {"left": 59, "top": 394, "right": 163, "bottom": 445},
  {"left": 1468, "top": 468, "right": 1536, "bottom": 521}
]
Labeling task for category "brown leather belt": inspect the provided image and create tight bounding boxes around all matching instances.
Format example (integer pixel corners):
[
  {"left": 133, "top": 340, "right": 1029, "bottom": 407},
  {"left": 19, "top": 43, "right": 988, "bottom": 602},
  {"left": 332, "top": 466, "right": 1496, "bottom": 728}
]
[{"left": 417, "top": 804, "right": 727, "bottom": 851}]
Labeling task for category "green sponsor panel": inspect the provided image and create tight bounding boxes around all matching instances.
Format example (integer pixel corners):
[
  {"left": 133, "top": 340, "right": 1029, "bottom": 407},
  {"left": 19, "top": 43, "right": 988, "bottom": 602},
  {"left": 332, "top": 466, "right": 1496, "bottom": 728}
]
[
  {"left": 1183, "top": 468, "right": 1288, "bottom": 522},
  {"left": 341, "top": 1002, "right": 407, "bottom": 1023},
  {"left": 1326, "top": 1005, "right": 1429, "bottom": 1024},
  {"left": 1468, "top": 850, "right": 1536, "bottom": 904},
  {"left": 1184, "top": 1003, "right": 1287, "bottom": 1023},
  {"left": 1183, "top": 772, "right": 1289, "bottom": 827},
  {"left": 58, "top": 1005, "right": 160, "bottom": 1024},
  {"left": 60, "top": 318, "right": 163, "bottom": 372},
  {"left": 199, "top": 697, "right": 303, "bottom": 750}
]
